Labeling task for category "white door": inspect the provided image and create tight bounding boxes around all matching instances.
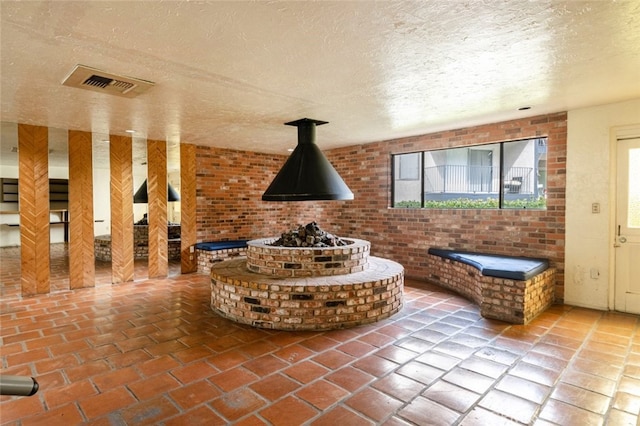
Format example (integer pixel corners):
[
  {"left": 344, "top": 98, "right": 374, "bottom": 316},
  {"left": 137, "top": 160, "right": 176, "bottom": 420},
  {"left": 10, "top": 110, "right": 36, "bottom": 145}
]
[{"left": 614, "top": 136, "right": 640, "bottom": 314}]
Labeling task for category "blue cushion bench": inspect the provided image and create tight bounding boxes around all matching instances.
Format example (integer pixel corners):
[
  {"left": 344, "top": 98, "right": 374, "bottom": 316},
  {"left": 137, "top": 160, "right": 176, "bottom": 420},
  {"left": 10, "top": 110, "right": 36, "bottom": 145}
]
[
  {"left": 195, "top": 240, "right": 248, "bottom": 273},
  {"left": 426, "top": 248, "right": 555, "bottom": 324},
  {"left": 427, "top": 248, "right": 549, "bottom": 281},
  {"left": 195, "top": 240, "right": 248, "bottom": 251}
]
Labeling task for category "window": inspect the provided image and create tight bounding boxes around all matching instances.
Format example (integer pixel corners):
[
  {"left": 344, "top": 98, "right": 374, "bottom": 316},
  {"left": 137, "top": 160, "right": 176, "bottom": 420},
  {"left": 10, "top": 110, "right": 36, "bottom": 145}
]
[
  {"left": 392, "top": 138, "right": 547, "bottom": 209},
  {"left": 397, "top": 152, "right": 421, "bottom": 180},
  {"left": 393, "top": 153, "right": 422, "bottom": 207}
]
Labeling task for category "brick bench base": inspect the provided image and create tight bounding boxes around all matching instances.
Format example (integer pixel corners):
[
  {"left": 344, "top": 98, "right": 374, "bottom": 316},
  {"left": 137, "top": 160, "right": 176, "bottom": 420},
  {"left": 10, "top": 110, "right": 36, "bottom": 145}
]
[
  {"left": 94, "top": 235, "right": 181, "bottom": 261},
  {"left": 426, "top": 253, "right": 555, "bottom": 324},
  {"left": 196, "top": 241, "right": 248, "bottom": 274}
]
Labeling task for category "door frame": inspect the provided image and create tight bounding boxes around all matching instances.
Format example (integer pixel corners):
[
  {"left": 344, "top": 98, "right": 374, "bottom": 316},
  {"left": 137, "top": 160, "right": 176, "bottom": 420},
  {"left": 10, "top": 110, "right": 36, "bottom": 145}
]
[{"left": 608, "top": 124, "right": 640, "bottom": 310}]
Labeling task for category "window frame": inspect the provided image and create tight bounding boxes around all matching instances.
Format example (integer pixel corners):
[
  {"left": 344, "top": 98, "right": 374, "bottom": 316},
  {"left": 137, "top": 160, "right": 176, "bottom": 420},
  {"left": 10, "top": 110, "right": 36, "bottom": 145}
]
[{"left": 391, "top": 137, "right": 547, "bottom": 210}]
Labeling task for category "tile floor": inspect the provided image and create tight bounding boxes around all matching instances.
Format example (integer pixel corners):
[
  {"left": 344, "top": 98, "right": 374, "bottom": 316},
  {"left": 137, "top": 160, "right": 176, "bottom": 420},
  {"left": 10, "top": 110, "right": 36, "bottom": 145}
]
[{"left": 0, "top": 245, "right": 639, "bottom": 425}]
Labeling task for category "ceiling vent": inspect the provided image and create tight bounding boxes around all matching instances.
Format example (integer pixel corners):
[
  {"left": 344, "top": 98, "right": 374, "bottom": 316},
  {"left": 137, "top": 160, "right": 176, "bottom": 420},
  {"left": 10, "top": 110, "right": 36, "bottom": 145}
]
[{"left": 62, "top": 64, "right": 154, "bottom": 98}]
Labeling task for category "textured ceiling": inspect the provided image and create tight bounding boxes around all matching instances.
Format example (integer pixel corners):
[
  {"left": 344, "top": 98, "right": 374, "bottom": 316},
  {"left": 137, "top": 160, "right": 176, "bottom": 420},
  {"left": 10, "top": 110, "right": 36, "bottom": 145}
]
[{"left": 1, "top": 1, "right": 640, "bottom": 168}]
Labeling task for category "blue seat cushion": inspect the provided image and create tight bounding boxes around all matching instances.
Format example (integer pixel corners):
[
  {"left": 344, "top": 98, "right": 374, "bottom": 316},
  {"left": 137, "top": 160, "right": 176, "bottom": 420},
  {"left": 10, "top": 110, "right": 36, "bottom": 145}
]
[
  {"left": 428, "top": 248, "right": 549, "bottom": 281},
  {"left": 195, "top": 240, "right": 248, "bottom": 251}
]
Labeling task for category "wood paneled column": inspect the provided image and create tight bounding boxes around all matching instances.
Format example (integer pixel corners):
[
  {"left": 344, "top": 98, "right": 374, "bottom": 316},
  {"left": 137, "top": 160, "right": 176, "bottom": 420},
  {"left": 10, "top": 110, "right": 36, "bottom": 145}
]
[
  {"left": 147, "top": 139, "right": 168, "bottom": 278},
  {"left": 18, "top": 124, "right": 50, "bottom": 296},
  {"left": 180, "top": 143, "right": 197, "bottom": 273},
  {"left": 68, "top": 130, "right": 95, "bottom": 289},
  {"left": 110, "top": 135, "right": 134, "bottom": 284}
]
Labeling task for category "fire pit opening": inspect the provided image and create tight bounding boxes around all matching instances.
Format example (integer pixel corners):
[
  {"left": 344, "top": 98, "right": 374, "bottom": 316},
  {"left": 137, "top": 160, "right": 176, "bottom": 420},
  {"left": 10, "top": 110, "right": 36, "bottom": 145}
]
[{"left": 269, "top": 221, "right": 351, "bottom": 247}]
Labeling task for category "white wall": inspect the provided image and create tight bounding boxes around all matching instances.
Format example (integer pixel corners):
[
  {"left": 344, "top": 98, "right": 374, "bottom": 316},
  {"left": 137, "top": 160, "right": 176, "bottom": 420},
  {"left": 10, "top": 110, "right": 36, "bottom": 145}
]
[
  {"left": 565, "top": 98, "right": 640, "bottom": 310},
  {"left": 92, "top": 167, "right": 111, "bottom": 236}
]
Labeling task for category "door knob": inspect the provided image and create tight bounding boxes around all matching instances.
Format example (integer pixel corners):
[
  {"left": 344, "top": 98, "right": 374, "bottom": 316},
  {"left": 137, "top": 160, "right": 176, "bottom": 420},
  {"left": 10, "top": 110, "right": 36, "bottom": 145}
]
[{"left": 619, "top": 236, "right": 627, "bottom": 243}]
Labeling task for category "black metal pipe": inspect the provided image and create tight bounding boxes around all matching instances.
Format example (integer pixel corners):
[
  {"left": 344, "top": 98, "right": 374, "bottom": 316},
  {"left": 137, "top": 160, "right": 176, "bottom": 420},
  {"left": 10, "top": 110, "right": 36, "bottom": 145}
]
[{"left": 0, "top": 375, "right": 39, "bottom": 396}]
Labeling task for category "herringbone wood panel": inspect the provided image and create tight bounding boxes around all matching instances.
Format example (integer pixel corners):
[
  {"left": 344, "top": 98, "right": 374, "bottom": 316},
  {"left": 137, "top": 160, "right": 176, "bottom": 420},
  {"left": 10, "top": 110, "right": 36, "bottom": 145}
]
[
  {"left": 109, "top": 135, "right": 134, "bottom": 283},
  {"left": 147, "top": 139, "right": 168, "bottom": 278},
  {"left": 180, "top": 143, "right": 197, "bottom": 273},
  {"left": 68, "top": 130, "right": 95, "bottom": 289},
  {"left": 18, "top": 124, "right": 50, "bottom": 296}
]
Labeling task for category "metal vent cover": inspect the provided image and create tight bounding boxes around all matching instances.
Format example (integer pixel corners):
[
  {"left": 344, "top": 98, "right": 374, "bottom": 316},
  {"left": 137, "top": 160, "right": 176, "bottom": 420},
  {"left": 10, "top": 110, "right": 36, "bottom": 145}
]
[{"left": 62, "top": 64, "right": 154, "bottom": 98}]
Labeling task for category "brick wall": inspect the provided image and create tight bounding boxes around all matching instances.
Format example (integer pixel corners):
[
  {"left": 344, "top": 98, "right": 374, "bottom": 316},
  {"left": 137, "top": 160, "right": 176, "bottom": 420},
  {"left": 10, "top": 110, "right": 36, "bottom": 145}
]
[
  {"left": 195, "top": 146, "right": 321, "bottom": 242},
  {"left": 322, "top": 113, "right": 567, "bottom": 301},
  {"left": 195, "top": 112, "right": 567, "bottom": 301}
]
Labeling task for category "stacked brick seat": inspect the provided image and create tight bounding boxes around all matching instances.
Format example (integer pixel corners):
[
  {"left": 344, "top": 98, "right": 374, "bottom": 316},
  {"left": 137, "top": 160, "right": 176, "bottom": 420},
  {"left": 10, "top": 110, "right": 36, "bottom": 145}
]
[
  {"left": 426, "top": 248, "right": 555, "bottom": 324},
  {"left": 195, "top": 240, "right": 248, "bottom": 273}
]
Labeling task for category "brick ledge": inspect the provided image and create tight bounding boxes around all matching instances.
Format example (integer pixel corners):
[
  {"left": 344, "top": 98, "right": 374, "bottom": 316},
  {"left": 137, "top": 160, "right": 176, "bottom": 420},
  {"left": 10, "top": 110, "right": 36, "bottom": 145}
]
[{"left": 210, "top": 256, "right": 404, "bottom": 330}]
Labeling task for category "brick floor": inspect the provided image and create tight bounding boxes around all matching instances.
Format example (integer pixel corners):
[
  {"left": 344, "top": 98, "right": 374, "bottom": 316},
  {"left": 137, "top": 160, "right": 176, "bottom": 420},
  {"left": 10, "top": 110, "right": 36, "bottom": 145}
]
[{"left": 0, "top": 244, "right": 639, "bottom": 425}]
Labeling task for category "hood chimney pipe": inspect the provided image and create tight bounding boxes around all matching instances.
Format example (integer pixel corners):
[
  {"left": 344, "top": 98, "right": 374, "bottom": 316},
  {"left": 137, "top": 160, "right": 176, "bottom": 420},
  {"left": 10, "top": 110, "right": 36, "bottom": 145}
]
[
  {"left": 133, "top": 180, "right": 180, "bottom": 203},
  {"left": 262, "top": 118, "right": 354, "bottom": 202}
]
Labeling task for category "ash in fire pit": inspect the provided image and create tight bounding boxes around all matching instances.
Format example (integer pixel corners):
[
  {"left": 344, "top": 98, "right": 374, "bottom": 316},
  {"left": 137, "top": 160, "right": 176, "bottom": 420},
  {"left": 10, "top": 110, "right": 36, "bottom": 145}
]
[{"left": 270, "top": 222, "right": 350, "bottom": 247}]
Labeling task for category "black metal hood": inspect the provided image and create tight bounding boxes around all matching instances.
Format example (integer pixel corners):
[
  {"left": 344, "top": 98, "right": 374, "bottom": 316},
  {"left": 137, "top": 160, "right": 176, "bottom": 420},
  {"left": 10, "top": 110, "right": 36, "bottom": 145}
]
[
  {"left": 262, "top": 118, "right": 354, "bottom": 202},
  {"left": 133, "top": 179, "right": 180, "bottom": 203}
]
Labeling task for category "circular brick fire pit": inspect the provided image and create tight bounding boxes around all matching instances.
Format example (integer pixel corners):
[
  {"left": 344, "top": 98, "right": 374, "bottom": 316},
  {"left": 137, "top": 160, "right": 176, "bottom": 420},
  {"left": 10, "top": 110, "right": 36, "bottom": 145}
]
[{"left": 210, "top": 238, "right": 404, "bottom": 330}]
